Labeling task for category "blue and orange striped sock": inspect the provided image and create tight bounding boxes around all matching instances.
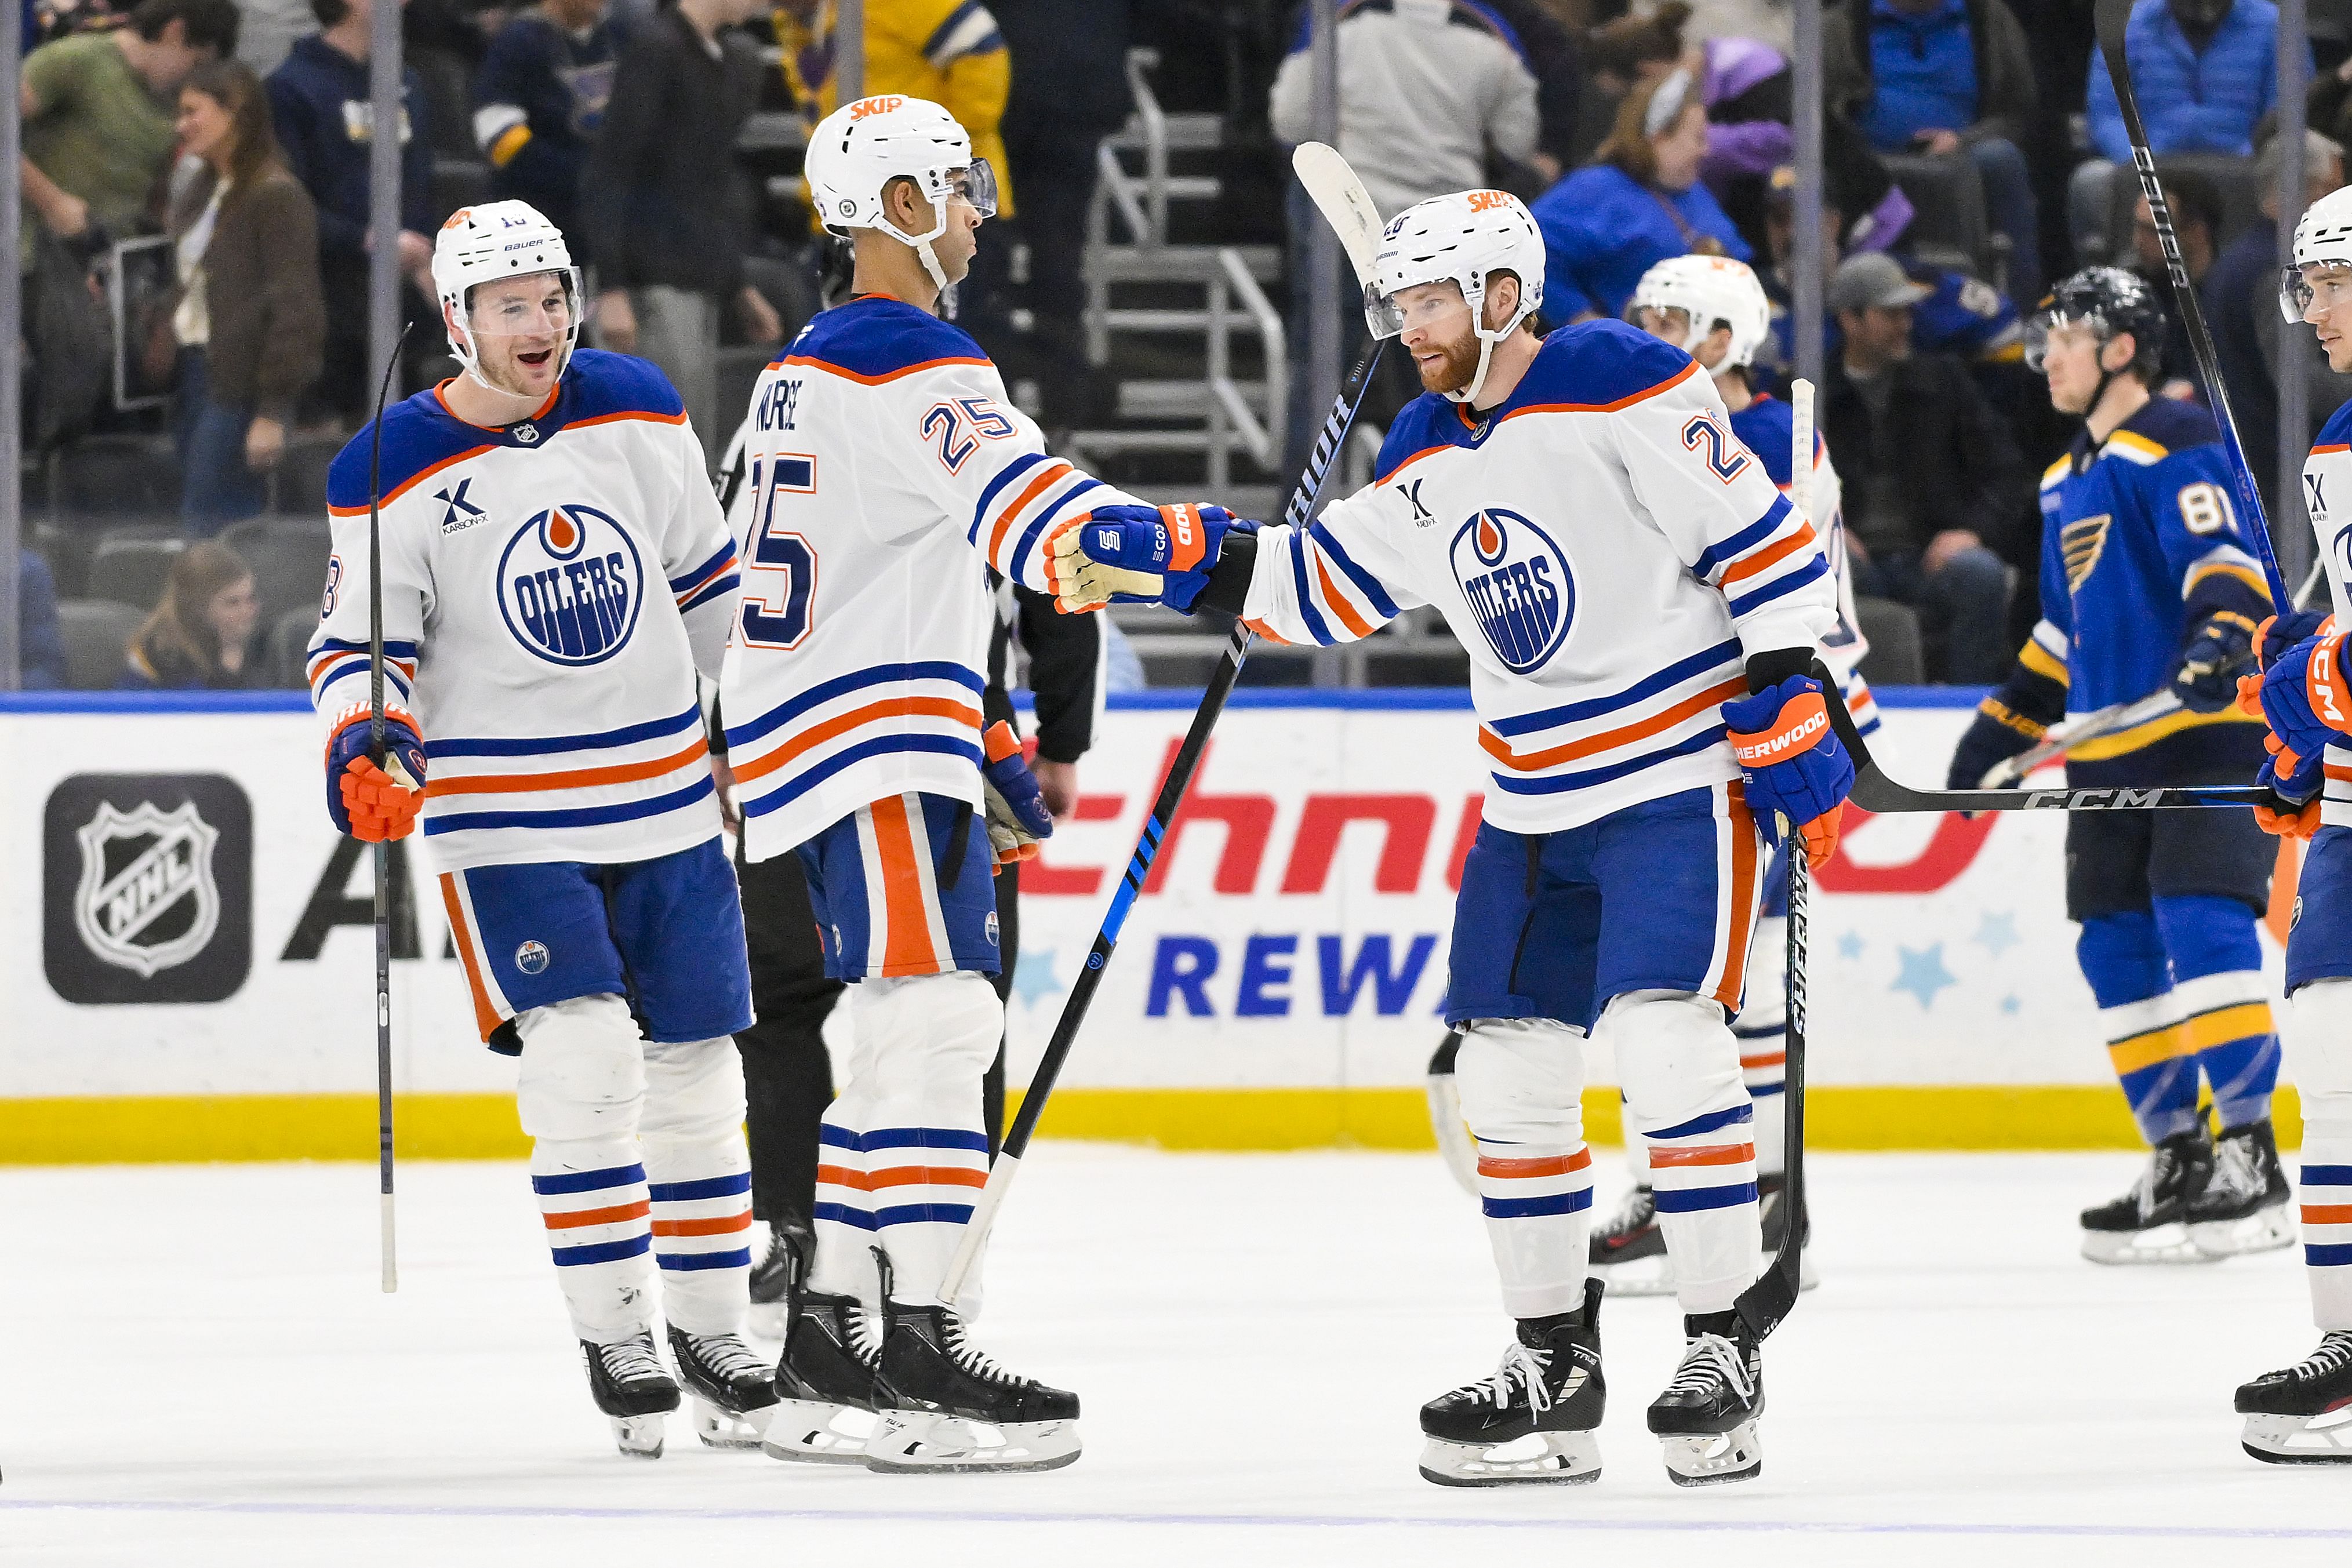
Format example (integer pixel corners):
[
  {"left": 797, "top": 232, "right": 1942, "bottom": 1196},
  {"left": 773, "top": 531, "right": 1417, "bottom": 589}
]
[{"left": 532, "top": 1147, "right": 655, "bottom": 1343}]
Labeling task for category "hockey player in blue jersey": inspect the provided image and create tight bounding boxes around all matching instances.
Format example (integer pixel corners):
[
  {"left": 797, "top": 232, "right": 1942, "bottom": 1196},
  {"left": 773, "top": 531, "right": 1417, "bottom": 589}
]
[
  {"left": 2227, "top": 184, "right": 2352, "bottom": 1461},
  {"left": 1947, "top": 267, "right": 2290, "bottom": 1266}
]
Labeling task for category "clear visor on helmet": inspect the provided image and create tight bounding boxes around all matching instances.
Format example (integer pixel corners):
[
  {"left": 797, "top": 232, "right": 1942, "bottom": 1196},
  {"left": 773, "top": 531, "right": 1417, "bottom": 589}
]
[
  {"left": 1628, "top": 300, "right": 1697, "bottom": 347},
  {"left": 461, "top": 268, "right": 591, "bottom": 342},
  {"left": 2281, "top": 261, "right": 2352, "bottom": 323},
  {"left": 2020, "top": 309, "right": 2102, "bottom": 374},
  {"left": 1364, "top": 277, "right": 1471, "bottom": 341},
  {"left": 946, "top": 159, "right": 999, "bottom": 220}
]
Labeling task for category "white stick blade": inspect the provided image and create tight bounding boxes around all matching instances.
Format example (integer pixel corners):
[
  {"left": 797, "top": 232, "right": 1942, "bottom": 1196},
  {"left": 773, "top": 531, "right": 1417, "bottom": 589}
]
[{"left": 1291, "top": 142, "right": 1384, "bottom": 286}]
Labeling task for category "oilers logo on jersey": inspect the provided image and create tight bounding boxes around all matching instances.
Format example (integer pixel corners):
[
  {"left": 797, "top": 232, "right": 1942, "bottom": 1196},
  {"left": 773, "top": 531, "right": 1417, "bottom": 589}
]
[
  {"left": 1451, "top": 507, "right": 1573, "bottom": 674},
  {"left": 497, "top": 503, "right": 643, "bottom": 665}
]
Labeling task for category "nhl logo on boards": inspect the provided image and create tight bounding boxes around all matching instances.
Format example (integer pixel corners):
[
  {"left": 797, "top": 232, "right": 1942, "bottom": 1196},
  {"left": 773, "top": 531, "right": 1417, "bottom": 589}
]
[
  {"left": 43, "top": 774, "right": 252, "bottom": 1005},
  {"left": 1448, "top": 508, "right": 1575, "bottom": 675},
  {"left": 497, "top": 503, "right": 644, "bottom": 666}
]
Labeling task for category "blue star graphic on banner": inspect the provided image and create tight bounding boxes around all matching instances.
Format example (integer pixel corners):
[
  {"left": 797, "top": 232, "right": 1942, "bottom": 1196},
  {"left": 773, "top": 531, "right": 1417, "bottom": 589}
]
[
  {"left": 1838, "top": 932, "right": 1864, "bottom": 961},
  {"left": 1974, "top": 911, "right": 2020, "bottom": 956},
  {"left": 2001, "top": 995, "right": 2021, "bottom": 1015},
  {"left": 1011, "top": 948, "right": 1063, "bottom": 1009},
  {"left": 1892, "top": 943, "right": 1957, "bottom": 1010}
]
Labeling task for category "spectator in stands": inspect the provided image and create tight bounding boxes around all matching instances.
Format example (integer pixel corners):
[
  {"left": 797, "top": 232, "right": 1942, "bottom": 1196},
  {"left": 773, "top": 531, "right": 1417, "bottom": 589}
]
[
  {"left": 1823, "top": 251, "right": 2026, "bottom": 682},
  {"left": 471, "top": 0, "right": 617, "bottom": 254},
  {"left": 120, "top": 540, "right": 263, "bottom": 689},
  {"left": 1482, "top": 0, "right": 1582, "bottom": 183},
  {"left": 1531, "top": 70, "right": 1749, "bottom": 323},
  {"left": 267, "top": 0, "right": 434, "bottom": 423},
  {"left": 1826, "top": 0, "right": 2043, "bottom": 300},
  {"left": 2208, "top": 128, "right": 2349, "bottom": 511},
  {"left": 16, "top": 549, "right": 68, "bottom": 690},
  {"left": 169, "top": 59, "right": 325, "bottom": 533},
  {"left": 584, "top": 0, "right": 776, "bottom": 464},
  {"left": 2074, "top": 1, "right": 2303, "bottom": 265},
  {"left": 19, "top": 0, "right": 240, "bottom": 248},
  {"left": 2128, "top": 169, "right": 2223, "bottom": 402}
]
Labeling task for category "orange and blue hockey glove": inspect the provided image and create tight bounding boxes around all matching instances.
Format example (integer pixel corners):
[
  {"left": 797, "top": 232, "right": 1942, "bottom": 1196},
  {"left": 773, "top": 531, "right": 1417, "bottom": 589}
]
[
  {"left": 1722, "top": 674, "right": 1855, "bottom": 870},
  {"left": 2254, "top": 733, "right": 2325, "bottom": 840},
  {"left": 325, "top": 703, "right": 427, "bottom": 842},
  {"left": 2244, "top": 623, "right": 2352, "bottom": 770},
  {"left": 980, "top": 721, "right": 1054, "bottom": 871},
  {"left": 1045, "top": 504, "right": 1239, "bottom": 613}
]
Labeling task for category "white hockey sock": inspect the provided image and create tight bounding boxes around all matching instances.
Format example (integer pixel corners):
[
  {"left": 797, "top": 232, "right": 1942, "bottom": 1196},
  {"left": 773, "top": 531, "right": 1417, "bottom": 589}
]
[
  {"left": 1457, "top": 1018, "right": 1591, "bottom": 1319},
  {"left": 639, "top": 1038, "right": 754, "bottom": 1338},
  {"left": 2286, "top": 981, "right": 2352, "bottom": 1331},
  {"left": 531, "top": 1137, "right": 657, "bottom": 1344},
  {"left": 1608, "top": 990, "right": 1761, "bottom": 1316}
]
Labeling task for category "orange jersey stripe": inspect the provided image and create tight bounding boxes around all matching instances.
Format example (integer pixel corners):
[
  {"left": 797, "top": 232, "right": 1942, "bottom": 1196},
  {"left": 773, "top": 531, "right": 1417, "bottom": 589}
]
[
  {"left": 328, "top": 443, "right": 495, "bottom": 515},
  {"left": 1481, "top": 678, "right": 1746, "bottom": 772},
  {"left": 866, "top": 1165, "right": 990, "bottom": 1189},
  {"left": 568, "top": 408, "right": 688, "bottom": 431},
  {"left": 732, "top": 697, "right": 983, "bottom": 786},
  {"left": 1650, "top": 1141, "right": 1755, "bottom": 1169},
  {"left": 438, "top": 873, "right": 501, "bottom": 1042},
  {"left": 1711, "top": 781, "right": 1759, "bottom": 1011},
  {"left": 1503, "top": 359, "right": 1702, "bottom": 419},
  {"left": 868, "top": 796, "right": 941, "bottom": 976},
  {"left": 543, "top": 1199, "right": 650, "bottom": 1229},
  {"left": 784, "top": 352, "right": 993, "bottom": 386},
  {"left": 1313, "top": 549, "right": 1377, "bottom": 640},
  {"left": 652, "top": 1212, "right": 754, "bottom": 1238},
  {"left": 986, "top": 461, "right": 1074, "bottom": 563},
  {"left": 1718, "top": 523, "right": 1819, "bottom": 586},
  {"left": 1475, "top": 1148, "right": 1594, "bottom": 1179},
  {"left": 815, "top": 1163, "right": 871, "bottom": 1191},
  {"left": 426, "top": 736, "right": 708, "bottom": 799},
  {"left": 1739, "top": 1051, "right": 1787, "bottom": 1070},
  {"left": 2304, "top": 1203, "right": 2352, "bottom": 1225}
]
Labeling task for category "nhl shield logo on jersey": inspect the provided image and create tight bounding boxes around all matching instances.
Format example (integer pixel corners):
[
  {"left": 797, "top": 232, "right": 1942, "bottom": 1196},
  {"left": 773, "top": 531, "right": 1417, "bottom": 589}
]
[
  {"left": 497, "top": 503, "right": 645, "bottom": 665},
  {"left": 1449, "top": 508, "right": 1575, "bottom": 674},
  {"left": 72, "top": 801, "right": 221, "bottom": 978}
]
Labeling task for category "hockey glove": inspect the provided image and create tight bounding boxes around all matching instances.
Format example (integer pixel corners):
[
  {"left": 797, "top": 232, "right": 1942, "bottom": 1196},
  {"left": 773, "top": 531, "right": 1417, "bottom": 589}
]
[
  {"left": 325, "top": 703, "right": 427, "bottom": 841},
  {"left": 2255, "top": 609, "right": 2334, "bottom": 671},
  {"left": 1946, "top": 697, "right": 2043, "bottom": 791},
  {"left": 2241, "top": 624, "right": 2352, "bottom": 769},
  {"left": 1722, "top": 675, "right": 1855, "bottom": 870},
  {"left": 2255, "top": 735, "right": 2326, "bottom": 840},
  {"left": 980, "top": 721, "right": 1054, "bottom": 870},
  {"left": 1045, "top": 503, "right": 1234, "bottom": 613},
  {"left": 2171, "top": 610, "right": 2260, "bottom": 714}
]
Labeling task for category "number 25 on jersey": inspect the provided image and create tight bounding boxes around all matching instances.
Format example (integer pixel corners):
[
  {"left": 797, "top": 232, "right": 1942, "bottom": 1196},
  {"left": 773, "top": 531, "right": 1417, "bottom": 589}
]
[{"left": 740, "top": 454, "right": 817, "bottom": 649}]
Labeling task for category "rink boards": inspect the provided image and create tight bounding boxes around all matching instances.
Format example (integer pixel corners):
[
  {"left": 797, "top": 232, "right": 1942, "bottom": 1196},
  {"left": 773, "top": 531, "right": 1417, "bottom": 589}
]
[{"left": 0, "top": 690, "right": 2304, "bottom": 1160}]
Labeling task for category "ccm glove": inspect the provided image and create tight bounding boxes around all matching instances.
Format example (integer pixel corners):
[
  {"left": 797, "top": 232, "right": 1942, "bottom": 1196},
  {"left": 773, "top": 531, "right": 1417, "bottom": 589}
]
[
  {"left": 2255, "top": 609, "right": 2333, "bottom": 671},
  {"left": 1722, "top": 674, "right": 1855, "bottom": 871},
  {"left": 2255, "top": 735, "right": 2326, "bottom": 840},
  {"left": 325, "top": 704, "right": 427, "bottom": 841},
  {"left": 2240, "top": 623, "right": 2352, "bottom": 770},
  {"left": 980, "top": 721, "right": 1055, "bottom": 870},
  {"left": 1946, "top": 697, "right": 2044, "bottom": 791},
  {"left": 1046, "top": 503, "right": 1235, "bottom": 613},
  {"left": 2171, "top": 609, "right": 2260, "bottom": 714}
]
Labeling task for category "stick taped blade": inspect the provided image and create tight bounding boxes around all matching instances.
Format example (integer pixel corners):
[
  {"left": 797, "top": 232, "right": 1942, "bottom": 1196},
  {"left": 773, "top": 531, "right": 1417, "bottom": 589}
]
[{"left": 1292, "top": 142, "right": 1385, "bottom": 286}]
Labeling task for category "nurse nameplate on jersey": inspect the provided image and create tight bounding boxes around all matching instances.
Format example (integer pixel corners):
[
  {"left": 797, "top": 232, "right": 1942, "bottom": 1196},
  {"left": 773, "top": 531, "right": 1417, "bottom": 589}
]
[
  {"left": 1451, "top": 507, "right": 1573, "bottom": 674},
  {"left": 498, "top": 503, "right": 645, "bottom": 665}
]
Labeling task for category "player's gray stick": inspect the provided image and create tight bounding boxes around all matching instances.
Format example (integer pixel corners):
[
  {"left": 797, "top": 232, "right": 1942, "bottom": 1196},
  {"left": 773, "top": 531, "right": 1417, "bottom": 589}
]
[
  {"left": 365, "top": 322, "right": 412, "bottom": 1294},
  {"left": 1424, "top": 1032, "right": 1479, "bottom": 1198}
]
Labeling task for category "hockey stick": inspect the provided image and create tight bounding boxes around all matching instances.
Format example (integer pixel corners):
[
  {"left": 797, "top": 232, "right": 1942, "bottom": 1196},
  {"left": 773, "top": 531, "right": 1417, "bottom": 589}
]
[
  {"left": 1423, "top": 1031, "right": 1481, "bottom": 1198},
  {"left": 1735, "top": 379, "right": 1817, "bottom": 1341},
  {"left": 367, "top": 322, "right": 412, "bottom": 1294},
  {"left": 2095, "top": 0, "right": 2292, "bottom": 610},
  {"left": 939, "top": 147, "right": 1389, "bottom": 1305}
]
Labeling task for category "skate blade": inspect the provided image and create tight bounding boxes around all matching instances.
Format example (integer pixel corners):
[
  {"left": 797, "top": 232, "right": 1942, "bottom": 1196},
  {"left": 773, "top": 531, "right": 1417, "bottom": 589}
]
[
  {"left": 2241, "top": 1410, "right": 2352, "bottom": 1465},
  {"left": 691, "top": 1395, "right": 776, "bottom": 1451},
  {"left": 2080, "top": 1223, "right": 2211, "bottom": 1265},
  {"left": 746, "top": 1302, "right": 791, "bottom": 1341},
  {"left": 761, "top": 1398, "right": 878, "bottom": 1465},
  {"left": 2192, "top": 1205, "right": 2297, "bottom": 1260},
  {"left": 863, "top": 1409, "right": 1081, "bottom": 1474},
  {"left": 1658, "top": 1420, "right": 1762, "bottom": 1487},
  {"left": 1417, "top": 1431, "right": 1600, "bottom": 1486},
  {"left": 609, "top": 1413, "right": 667, "bottom": 1460}
]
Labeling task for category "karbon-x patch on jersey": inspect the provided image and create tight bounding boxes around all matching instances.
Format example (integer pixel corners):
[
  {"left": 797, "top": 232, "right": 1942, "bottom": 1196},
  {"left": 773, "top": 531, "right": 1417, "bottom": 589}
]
[{"left": 1449, "top": 507, "right": 1575, "bottom": 674}]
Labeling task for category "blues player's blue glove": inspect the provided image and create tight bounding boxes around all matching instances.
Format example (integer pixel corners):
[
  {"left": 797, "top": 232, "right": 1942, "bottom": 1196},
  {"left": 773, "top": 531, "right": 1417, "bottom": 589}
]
[
  {"left": 980, "top": 721, "right": 1054, "bottom": 871},
  {"left": 2170, "top": 610, "right": 2260, "bottom": 714},
  {"left": 2241, "top": 622, "right": 2352, "bottom": 776},
  {"left": 1722, "top": 675, "right": 1855, "bottom": 870},
  {"left": 324, "top": 703, "right": 427, "bottom": 841},
  {"left": 1046, "top": 503, "right": 1236, "bottom": 613}
]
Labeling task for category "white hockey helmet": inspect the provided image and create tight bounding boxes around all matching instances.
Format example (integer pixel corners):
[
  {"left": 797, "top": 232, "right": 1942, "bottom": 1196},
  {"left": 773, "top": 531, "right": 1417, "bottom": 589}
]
[
  {"left": 432, "top": 200, "right": 582, "bottom": 393},
  {"left": 804, "top": 94, "right": 999, "bottom": 292},
  {"left": 2284, "top": 184, "right": 2352, "bottom": 321},
  {"left": 1366, "top": 188, "right": 1546, "bottom": 405},
  {"left": 1629, "top": 253, "right": 1772, "bottom": 369}
]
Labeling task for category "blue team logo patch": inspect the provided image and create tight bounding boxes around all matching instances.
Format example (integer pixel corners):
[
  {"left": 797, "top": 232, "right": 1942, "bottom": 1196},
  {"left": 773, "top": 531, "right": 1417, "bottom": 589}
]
[
  {"left": 1449, "top": 508, "right": 1574, "bottom": 674},
  {"left": 496, "top": 503, "right": 644, "bottom": 666}
]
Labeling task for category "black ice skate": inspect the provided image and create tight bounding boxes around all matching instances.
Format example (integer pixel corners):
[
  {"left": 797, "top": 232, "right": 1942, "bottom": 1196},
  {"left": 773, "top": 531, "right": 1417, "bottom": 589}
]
[
  {"left": 666, "top": 1325, "right": 780, "bottom": 1450},
  {"left": 866, "top": 1300, "right": 1081, "bottom": 1473},
  {"left": 2236, "top": 1331, "right": 2352, "bottom": 1464},
  {"left": 2190, "top": 1120, "right": 2296, "bottom": 1259},
  {"left": 1590, "top": 1176, "right": 1815, "bottom": 1297},
  {"left": 582, "top": 1330, "right": 680, "bottom": 1459},
  {"left": 1646, "top": 1312, "right": 1764, "bottom": 1486},
  {"left": 1419, "top": 1279, "right": 1605, "bottom": 1485},
  {"left": 746, "top": 1221, "right": 810, "bottom": 1341},
  {"left": 762, "top": 1288, "right": 883, "bottom": 1465},
  {"left": 2080, "top": 1127, "right": 2214, "bottom": 1265}
]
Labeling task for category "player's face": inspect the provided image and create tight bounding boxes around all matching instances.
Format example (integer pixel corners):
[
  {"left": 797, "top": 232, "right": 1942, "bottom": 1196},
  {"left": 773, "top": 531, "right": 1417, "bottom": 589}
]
[
  {"left": 466, "top": 274, "right": 573, "bottom": 400},
  {"left": 1633, "top": 303, "right": 1695, "bottom": 350},
  {"left": 2038, "top": 321, "right": 2109, "bottom": 414},
  {"left": 2300, "top": 264, "right": 2352, "bottom": 373},
  {"left": 1395, "top": 281, "right": 1480, "bottom": 394}
]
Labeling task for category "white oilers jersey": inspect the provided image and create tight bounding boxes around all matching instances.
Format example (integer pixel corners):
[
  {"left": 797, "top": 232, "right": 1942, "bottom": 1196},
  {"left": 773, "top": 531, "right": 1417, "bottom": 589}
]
[
  {"left": 2306, "top": 402, "right": 2352, "bottom": 825},
  {"left": 1241, "top": 321, "right": 1838, "bottom": 834},
  {"left": 717, "top": 294, "right": 1152, "bottom": 860},
  {"left": 307, "top": 350, "right": 739, "bottom": 870}
]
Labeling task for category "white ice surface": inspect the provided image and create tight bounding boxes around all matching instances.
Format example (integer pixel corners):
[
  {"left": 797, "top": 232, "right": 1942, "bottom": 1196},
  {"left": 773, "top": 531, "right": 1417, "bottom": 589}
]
[{"left": 2, "top": 1148, "right": 2348, "bottom": 1567}]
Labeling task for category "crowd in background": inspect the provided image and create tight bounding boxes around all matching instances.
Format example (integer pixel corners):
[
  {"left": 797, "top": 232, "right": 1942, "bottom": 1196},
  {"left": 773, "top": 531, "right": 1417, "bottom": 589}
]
[{"left": 10, "top": 0, "right": 2352, "bottom": 690}]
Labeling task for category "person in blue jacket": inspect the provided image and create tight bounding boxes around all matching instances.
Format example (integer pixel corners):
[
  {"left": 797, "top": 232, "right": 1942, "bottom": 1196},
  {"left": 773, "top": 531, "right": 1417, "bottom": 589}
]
[
  {"left": 471, "top": 0, "right": 619, "bottom": 258},
  {"left": 16, "top": 548, "right": 67, "bottom": 690},
  {"left": 1530, "top": 68, "right": 1749, "bottom": 322}
]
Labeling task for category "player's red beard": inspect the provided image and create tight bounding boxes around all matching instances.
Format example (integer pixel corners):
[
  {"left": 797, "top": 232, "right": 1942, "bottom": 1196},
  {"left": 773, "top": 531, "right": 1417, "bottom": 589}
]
[{"left": 1415, "top": 328, "right": 1485, "bottom": 396}]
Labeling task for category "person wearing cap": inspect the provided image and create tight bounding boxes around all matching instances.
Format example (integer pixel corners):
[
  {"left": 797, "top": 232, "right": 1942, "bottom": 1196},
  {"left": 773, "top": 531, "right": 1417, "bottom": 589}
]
[{"left": 1822, "top": 250, "right": 2026, "bottom": 681}]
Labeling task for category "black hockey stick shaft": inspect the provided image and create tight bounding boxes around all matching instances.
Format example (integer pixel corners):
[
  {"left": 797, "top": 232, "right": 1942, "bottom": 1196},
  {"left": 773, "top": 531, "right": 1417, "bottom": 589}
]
[
  {"left": 938, "top": 340, "right": 1387, "bottom": 1303},
  {"left": 2095, "top": 0, "right": 2292, "bottom": 609},
  {"left": 367, "top": 322, "right": 411, "bottom": 1294}
]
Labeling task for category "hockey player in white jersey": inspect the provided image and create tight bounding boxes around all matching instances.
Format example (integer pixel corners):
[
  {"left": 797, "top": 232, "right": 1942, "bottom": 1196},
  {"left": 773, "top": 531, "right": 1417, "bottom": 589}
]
[
  {"left": 307, "top": 201, "right": 775, "bottom": 1459},
  {"left": 2230, "top": 184, "right": 2352, "bottom": 1461},
  {"left": 1056, "top": 191, "right": 1851, "bottom": 1487},
  {"left": 717, "top": 95, "right": 1230, "bottom": 1474},
  {"left": 1586, "top": 254, "right": 1881, "bottom": 1296}
]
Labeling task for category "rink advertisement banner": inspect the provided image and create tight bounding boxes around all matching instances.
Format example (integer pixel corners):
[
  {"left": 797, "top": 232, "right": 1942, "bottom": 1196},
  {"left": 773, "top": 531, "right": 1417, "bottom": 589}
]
[{"left": 0, "top": 691, "right": 2299, "bottom": 1159}]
